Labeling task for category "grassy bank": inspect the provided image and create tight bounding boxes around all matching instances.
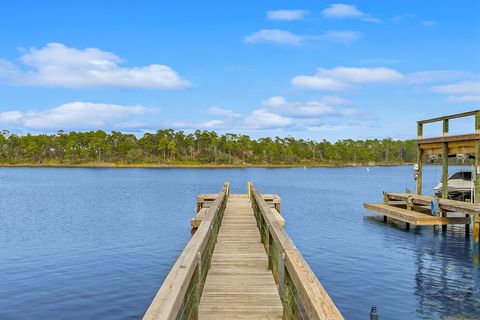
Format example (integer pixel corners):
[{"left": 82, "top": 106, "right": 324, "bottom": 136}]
[{"left": 0, "top": 161, "right": 410, "bottom": 169}]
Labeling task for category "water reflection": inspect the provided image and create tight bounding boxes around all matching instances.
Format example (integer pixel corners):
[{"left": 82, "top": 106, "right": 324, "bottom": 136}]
[{"left": 414, "top": 227, "right": 480, "bottom": 319}]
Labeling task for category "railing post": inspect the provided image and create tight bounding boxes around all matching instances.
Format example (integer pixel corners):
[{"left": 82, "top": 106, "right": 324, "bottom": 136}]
[
  {"left": 268, "top": 233, "right": 273, "bottom": 270},
  {"left": 263, "top": 218, "right": 269, "bottom": 252},
  {"left": 197, "top": 251, "right": 202, "bottom": 300},
  {"left": 282, "top": 259, "right": 295, "bottom": 320},
  {"left": 247, "top": 181, "right": 253, "bottom": 201},
  {"left": 189, "top": 266, "right": 199, "bottom": 320}
]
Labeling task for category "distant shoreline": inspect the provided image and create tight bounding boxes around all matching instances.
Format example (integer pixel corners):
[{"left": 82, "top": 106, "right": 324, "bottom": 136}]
[{"left": 0, "top": 162, "right": 412, "bottom": 169}]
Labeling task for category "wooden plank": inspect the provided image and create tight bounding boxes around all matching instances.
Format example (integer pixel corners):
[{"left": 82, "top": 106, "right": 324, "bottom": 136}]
[
  {"left": 197, "top": 194, "right": 218, "bottom": 212},
  {"left": 448, "top": 140, "right": 476, "bottom": 148},
  {"left": 420, "top": 142, "right": 475, "bottom": 155},
  {"left": 250, "top": 186, "right": 344, "bottom": 320},
  {"left": 417, "top": 133, "right": 480, "bottom": 145},
  {"left": 419, "top": 142, "right": 444, "bottom": 150},
  {"left": 417, "top": 110, "right": 480, "bottom": 124},
  {"left": 386, "top": 193, "right": 480, "bottom": 214},
  {"left": 143, "top": 183, "right": 229, "bottom": 320},
  {"left": 191, "top": 207, "right": 209, "bottom": 228},
  {"left": 364, "top": 203, "right": 471, "bottom": 225},
  {"left": 199, "top": 196, "right": 283, "bottom": 319}
]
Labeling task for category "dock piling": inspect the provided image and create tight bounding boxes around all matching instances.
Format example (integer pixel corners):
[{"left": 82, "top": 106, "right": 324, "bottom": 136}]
[{"left": 370, "top": 306, "right": 379, "bottom": 320}]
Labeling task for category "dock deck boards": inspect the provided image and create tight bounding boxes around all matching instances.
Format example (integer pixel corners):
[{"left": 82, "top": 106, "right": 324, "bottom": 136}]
[
  {"left": 387, "top": 193, "right": 480, "bottom": 214},
  {"left": 364, "top": 203, "right": 471, "bottom": 225},
  {"left": 198, "top": 194, "right": 283, "bottom": 319}
]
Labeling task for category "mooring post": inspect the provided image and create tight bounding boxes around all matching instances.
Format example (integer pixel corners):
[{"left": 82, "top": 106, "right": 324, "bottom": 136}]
[
  {"left": 466, "top": 214, "right": 470, "bottom": 237},
  {"left": 406, "top": 197, "right": 413, "bottom": 210},
  {"left": 370, "top": 306, "right": 379, "bottom": 320},
  {"left": 474, "top": 215, "right": 480, "bottom": 243}
]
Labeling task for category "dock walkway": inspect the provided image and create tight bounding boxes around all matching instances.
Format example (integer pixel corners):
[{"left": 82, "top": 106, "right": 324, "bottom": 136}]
[
  {"left": 199, "top": 194, "right": 282, "bottom": 319},
  {"left": 143, "top": 183, "right": 344, "bottom": 320}
]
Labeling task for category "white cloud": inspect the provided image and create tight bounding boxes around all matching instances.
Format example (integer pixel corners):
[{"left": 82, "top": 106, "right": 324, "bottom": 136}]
[
  {"left": 447, "top": 95, "right": 480, "bottom": 103},
  {"left": 431, "top": 81, "right": 480, "bottom": 94},
  {"left": 315, "top": 31, "right": 361, "bottom": 44},
  {"left": 408, "top": 70, "right": 473, "bottom": 84},
  {"left": 244, "top": 29, "right": 361, "bottom": 46},
  {"left": 0, "top": 43, "right": 190, "bottom": 89},
  {"left": 266, "top": 10, "right": 308, "bottom": 21},
  {"left": 0, "top": 111, "right": 23, "bottom": 124},
  {"left": 321, "top": 67, "right": 404, "bottom": 83},
  {"left": 292, "top": 76, "right": 348, "bottom": 91},
  {"left": 262, "top": 96, "right": 287, "bottom": 107},
  {"left": 244, "top": 109, "right": 293, "bottom": 129},
  {"left": 422, "top": 20, "right": 436, "bottom": 27},
  {"left": 320, "top": 95, "right": 352, "bottom": 105},
  {"left": 292, "top": 66, "right": 404, "bottom": 91},
  {"left": 202, "top": 119, "right": 227, "bottom": 129},
  {"left": 245, "top": 96, "right": 361, "bottom": 129},
  {"left": 272, "top": 100, "right": 335, "bottom": 118},
  {"left": 0, "top": 102, "right": 152, "bottom": 130},
  {"left": 173, "top": 96, "right": 361, "bottom": 131},
  {"left": 244, "top": 29, "right": 303, "bottom": 45},
  {"left": 321, "top": 4, "right": 380, "bottom": 23},
  {"left": 208, "top": 106, "right": 241, "bottom": 118}
]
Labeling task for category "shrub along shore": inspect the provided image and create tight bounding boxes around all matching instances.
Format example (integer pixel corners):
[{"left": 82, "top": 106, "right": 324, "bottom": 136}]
[{"left": 0, "top": 129, "right": 417, "bottom": 166}]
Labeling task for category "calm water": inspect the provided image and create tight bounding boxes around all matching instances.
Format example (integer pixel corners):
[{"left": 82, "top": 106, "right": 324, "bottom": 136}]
[{"left": 0, "top": 166, "right": 479, "bottom": 320}]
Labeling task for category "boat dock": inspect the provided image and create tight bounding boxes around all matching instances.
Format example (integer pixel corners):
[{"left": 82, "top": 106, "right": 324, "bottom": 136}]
[
  {"left": 143, "top": 182, "right": 344, "bottom": 320},
  {"left": 364, "top": 110, "right": 480, "bottom": 241}
]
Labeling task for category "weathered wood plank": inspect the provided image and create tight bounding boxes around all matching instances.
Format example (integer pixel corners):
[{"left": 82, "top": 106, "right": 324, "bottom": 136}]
[
  {"left": 364, "top": 203, "right": 471, "bottom": 225},
  {"left": 143, "top": 183, "right": 229, "bottom": 320},
  {"left": 250, "top": 185, "right": 344, "bottom": 320},
  {"left": 417, "top": 133, "right": 480, "bottom": 145},
  {"left": 417, "top": 110, "right": 480, "bottom": 124},
  {"left": 199, "top": 195, "right": 283, "bottom": 319},
  {"left": 386, "top": 193, "right": 480, "bottom": 214}
]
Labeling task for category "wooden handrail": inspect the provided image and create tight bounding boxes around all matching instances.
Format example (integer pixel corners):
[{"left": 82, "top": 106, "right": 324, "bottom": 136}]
[
  {"left": 249, "top": 183, "right": 344, "bottom": 320},
  {"left": 417, "top": 110, "right": 480, "bottom": 124},
  {"left": 143, "top": 182, "right": 229, "bottom": 320}
]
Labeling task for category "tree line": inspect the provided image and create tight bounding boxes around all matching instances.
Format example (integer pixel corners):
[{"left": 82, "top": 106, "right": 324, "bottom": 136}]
[{"left": 0, "top": 129, "right": 418, "bottom": 165}]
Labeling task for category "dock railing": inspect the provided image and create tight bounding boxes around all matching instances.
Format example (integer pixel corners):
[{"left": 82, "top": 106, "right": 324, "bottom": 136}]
[
  {"left": 143, "top": 182, "right": 230, "bottom": 320},
  {"left": 248, "top": 182, "right": 344, "bottom": 320}
]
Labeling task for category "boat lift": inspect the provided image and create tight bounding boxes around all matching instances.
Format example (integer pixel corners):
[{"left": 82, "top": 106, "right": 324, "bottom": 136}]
[{"left": 364, "top": 110, "right": 480, "bottom": 242}]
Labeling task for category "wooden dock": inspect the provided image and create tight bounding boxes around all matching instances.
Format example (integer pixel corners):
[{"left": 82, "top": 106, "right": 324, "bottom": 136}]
[
  {"left": 364, "top": 110, "right": 480, "bottom": 241},
  {"left": 198, "top": 194, "right": 282, "bottom": 319},
  {"left": 364, "top": 192, "right": 476, "bottom": 229},
  {"left": 143, "top": 183, "right": 344, "bottom": 320}
]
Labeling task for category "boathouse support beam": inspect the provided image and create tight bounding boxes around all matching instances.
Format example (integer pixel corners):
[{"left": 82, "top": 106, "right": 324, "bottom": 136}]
[
  {"left": 442, "top": 119, "right": 449, "bottom": 231},
  {"left": 416, "top": 123, "right": 423, "bottom": 195},
  {"left": 475, "top": 112, "right": 480, "bottom": 242}
]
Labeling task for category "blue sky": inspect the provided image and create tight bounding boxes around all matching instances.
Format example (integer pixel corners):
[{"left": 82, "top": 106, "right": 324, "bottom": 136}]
[{"left": 0, "top": 0, "right": 479, "bottom": 140}]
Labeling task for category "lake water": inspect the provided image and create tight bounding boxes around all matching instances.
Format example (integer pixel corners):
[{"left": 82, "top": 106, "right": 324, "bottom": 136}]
[{"left": 0, "top": 166, "right": 479, "bottom": 320}]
